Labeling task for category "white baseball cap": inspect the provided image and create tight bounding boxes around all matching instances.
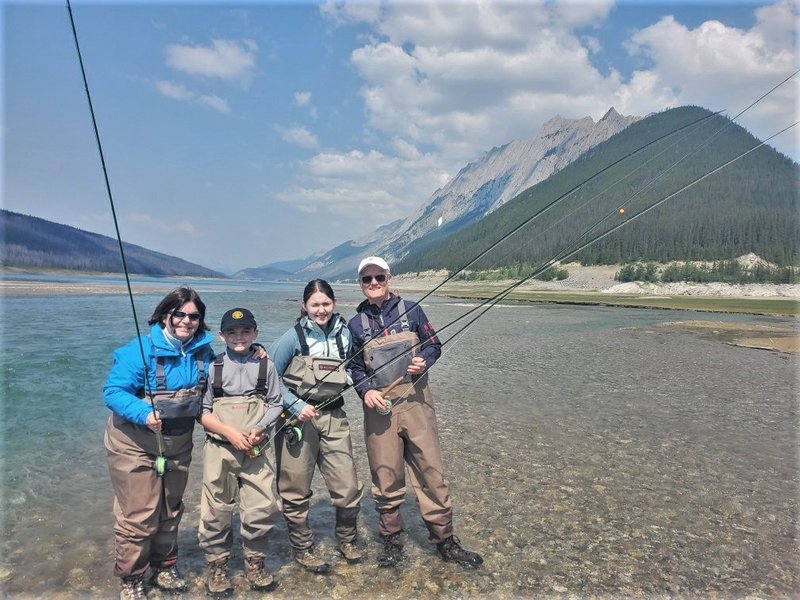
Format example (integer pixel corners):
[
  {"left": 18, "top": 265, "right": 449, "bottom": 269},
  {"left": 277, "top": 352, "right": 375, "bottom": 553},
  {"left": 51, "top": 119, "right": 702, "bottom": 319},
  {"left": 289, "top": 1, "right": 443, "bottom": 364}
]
[{"left": 357, "top": 256, "right": 391, "bottom": 277}]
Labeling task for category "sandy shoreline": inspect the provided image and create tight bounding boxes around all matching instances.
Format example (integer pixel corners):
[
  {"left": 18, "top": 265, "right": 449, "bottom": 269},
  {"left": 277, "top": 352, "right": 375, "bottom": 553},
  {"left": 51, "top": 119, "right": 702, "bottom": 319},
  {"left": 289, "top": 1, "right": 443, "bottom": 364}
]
[
  {"left": 2, "top": 265, "right": 798, "bottom": 299},
  {"left": 391, "top": 266, "right": 800, "bottom": 299}
]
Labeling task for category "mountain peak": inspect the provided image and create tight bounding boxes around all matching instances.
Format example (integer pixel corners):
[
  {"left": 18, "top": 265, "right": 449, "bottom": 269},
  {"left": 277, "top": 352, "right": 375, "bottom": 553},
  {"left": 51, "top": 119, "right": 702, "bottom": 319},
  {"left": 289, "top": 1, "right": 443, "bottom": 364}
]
[{"left": 600, "top": 107, "right": 622, "bottom": 122}]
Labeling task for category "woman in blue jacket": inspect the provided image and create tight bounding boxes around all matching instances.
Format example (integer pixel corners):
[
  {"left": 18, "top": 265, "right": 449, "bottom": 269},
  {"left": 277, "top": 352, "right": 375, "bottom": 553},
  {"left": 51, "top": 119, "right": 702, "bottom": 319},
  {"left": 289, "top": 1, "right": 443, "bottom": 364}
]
[
  {"left": 269, "top": 279, "right": 363, "bottom": 573},
  {"left": 103, "top": 287, "right": 215, "bottom": 600}
]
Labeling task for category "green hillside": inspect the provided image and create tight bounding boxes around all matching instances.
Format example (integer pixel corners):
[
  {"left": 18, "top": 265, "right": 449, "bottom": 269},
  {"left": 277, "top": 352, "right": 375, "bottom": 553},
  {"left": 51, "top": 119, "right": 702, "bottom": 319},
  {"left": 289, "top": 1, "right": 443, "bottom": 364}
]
[
  {"left": 396, "top": 106, "right": 799, "bottom": 275},
  {"left": 0, "top": 209, "right": 224, "bottom": 277}
]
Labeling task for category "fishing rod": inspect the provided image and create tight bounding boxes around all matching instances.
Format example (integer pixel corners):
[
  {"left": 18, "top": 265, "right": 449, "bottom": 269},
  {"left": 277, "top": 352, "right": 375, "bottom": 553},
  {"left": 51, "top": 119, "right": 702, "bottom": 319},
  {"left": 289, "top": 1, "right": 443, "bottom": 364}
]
[
  {"left": 267, "top": 72, "right": 798, "bottom": 437},
  {"left": 263, "top": 117, "right": 797, "bottom": 443},
  {"left": 266, "top": 111, "right": 727, "bottom": 430},
  {"left": 351, "top": 71, "right": 798, "bottom": 344},
  {"left": 67, "top": 1, "right": 168, "bottom": 475}
]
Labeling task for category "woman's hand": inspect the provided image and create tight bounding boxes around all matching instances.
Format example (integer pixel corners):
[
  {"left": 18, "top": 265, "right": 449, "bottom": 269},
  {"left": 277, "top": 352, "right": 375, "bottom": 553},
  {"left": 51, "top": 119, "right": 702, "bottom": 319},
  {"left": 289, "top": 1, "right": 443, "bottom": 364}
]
[{"left": 146, "top": 411, "right": 162, "bottom": 433}]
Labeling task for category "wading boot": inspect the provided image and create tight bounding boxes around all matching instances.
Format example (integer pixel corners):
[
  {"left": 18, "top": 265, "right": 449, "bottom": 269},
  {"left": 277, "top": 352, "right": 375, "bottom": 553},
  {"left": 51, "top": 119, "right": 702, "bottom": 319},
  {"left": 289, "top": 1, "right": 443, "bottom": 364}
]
[
  {"left": 151, "top": 563, "right": 189, "bottom": 592},
  {"left": 436, "top": 536, "right": 484, "bottom": 569},
  {"left": 338, "top": 541, "right": 363, "bottom": 564},
  {"left": 119, "top": 575, "right": 146, "bottom": 600},
  {"left": 206, "top": 557, "right": 233, "bottom": 596},
  {"left": 293, "top": 547, "right": 331, "bottom": 574},
  {"left": 377, "top": 532, "right": 404, "bottom": 568},
  {"left": 244, "top": 556, "right": 277, "bottom": 591}
]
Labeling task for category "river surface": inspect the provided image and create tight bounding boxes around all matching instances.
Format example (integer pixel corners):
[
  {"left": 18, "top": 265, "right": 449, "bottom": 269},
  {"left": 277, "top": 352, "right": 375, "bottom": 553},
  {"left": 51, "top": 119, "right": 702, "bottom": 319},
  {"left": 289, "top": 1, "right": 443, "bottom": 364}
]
[{"left": 0, "top": 276, "right": 797, "bottom": 598}]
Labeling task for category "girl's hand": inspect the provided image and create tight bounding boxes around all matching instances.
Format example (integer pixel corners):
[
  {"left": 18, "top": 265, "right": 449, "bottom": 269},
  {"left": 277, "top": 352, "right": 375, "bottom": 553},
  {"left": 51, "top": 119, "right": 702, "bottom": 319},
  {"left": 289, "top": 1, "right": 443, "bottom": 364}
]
[
  {"left": 297, "top": 405, "right": 319, "bottom": 422},
  {"left": 248, "top": 428, "right": 266, "bottom": 445}
]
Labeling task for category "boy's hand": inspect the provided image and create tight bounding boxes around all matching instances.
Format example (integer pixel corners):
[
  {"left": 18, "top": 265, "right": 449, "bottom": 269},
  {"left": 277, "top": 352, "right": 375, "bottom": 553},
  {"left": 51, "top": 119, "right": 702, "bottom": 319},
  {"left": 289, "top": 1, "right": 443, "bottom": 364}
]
[{"left": 226, "top": 429, "right": 253, "bottom": 451}]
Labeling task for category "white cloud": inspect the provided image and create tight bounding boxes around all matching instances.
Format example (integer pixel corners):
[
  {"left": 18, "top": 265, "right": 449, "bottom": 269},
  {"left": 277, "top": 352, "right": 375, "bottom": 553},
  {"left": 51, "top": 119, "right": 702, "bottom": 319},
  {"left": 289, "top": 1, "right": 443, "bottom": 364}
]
[
  {"left": 274, "top": 147, "right": 446, "bottom": 226},
  {"left": 278, "top": 125, "right": 320, "bottom": 149},
  {"left": 295, "top": 91, "right": 312, "bottom": 106},
  {"left": 155, "top": 80, "right": 193, "bottom": 100},
  {"left": 622, "top": 2, "right": 797, "bottom": 152},
  {"left": 165, "top": 39, "right": 257, "bottom": 81},
  {"left": 155, "top": 80, "right": 231, "bottom": 113},
  {"left": 291, "top": 0, "right": 796, "bottom": 228}
]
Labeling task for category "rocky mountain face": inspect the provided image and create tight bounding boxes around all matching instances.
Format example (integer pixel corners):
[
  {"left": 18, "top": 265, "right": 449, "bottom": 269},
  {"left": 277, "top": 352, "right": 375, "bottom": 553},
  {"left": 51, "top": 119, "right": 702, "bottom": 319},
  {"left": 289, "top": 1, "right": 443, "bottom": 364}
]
[{"left": 295, "top": 107, "right": 639, "bottom": 280}]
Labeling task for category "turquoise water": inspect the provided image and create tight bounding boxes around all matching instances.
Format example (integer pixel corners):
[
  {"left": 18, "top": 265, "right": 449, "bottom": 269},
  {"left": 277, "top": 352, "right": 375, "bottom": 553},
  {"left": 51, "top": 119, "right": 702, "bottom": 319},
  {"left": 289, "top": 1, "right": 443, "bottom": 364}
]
[{"left": 0, "top": 276, "right": 797, "bottom": 597}]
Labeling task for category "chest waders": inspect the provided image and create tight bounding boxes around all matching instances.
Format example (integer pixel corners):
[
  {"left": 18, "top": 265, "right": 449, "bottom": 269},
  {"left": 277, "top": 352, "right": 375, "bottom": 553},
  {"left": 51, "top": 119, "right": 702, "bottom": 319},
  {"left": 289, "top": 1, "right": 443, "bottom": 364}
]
[
  {"left": 210, "top": 353, "right": 273, "bottom": 459},
  {"left": 280, "top": 322, "right": 349, "bottom": 446},
  {"left": 360, "top": 300, "right": 420, "bottom": 415},
  {"left": 142, "top": 355, "right": 207, "bottom": 475}
]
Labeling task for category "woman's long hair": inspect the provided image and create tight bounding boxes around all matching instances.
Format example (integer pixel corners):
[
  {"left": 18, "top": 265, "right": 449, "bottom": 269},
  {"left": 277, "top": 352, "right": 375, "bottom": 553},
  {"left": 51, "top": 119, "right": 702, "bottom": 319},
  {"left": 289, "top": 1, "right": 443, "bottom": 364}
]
[{"left": 148, "top": 287, "right": 210, "bottom": 332}]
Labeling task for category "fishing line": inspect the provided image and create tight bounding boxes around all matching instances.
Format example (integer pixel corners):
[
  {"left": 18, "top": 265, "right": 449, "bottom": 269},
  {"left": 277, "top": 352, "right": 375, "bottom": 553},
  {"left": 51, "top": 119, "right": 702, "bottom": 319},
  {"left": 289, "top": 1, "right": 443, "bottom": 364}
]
[
  {"left": 426, "top": 121, "right": 799, "bottom": 352},
  {"left": 271, "top": 118, "right": 798, "bottom": 439},
  {"left": 268, "top": 104, "right": 796, "bottom": 442},
  {"left": 67, "top": 1, "right": 168, "bottom": 474},
  {"left": 271, "top": 73, "right": 796, "bottom": 435}
]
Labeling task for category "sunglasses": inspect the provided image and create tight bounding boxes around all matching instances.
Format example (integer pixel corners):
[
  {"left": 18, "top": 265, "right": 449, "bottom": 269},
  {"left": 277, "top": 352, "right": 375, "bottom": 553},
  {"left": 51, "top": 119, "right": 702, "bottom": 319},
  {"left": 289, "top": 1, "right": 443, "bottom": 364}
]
[
  {"left": 171, "top": 310, "right": 202, "bottom": 321},
  {"left": 360, "top": 274, "right": 387, "bottom": 284}
]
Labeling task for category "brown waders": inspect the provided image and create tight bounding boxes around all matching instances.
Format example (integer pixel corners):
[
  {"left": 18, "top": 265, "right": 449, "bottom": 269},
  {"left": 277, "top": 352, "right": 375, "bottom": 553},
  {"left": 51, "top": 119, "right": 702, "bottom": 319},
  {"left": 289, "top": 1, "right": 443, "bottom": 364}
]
[{"left": 104, "top": 413, "right": 193, "bottom": 579}]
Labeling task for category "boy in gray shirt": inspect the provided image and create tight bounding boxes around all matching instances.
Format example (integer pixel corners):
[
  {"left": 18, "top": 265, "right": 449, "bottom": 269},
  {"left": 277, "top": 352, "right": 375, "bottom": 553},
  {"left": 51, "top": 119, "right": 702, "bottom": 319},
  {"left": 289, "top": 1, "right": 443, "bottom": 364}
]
[{"left": 198, "top": 308, "right": 283, "bottom": 594}]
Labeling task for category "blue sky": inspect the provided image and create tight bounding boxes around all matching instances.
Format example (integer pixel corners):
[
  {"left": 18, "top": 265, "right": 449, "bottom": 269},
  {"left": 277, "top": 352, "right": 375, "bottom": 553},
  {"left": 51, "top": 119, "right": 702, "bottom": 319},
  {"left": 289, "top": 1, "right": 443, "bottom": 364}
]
[{"left": 3, "top": 1, "right": 797, "bottom": 274}]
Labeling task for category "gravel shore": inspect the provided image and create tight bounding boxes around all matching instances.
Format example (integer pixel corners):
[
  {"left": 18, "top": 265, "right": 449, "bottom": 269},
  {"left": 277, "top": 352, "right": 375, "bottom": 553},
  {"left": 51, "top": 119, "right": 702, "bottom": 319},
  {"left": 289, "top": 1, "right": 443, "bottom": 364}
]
[{"left": 391, "top": 265, "right": 800, "bottom": 298}]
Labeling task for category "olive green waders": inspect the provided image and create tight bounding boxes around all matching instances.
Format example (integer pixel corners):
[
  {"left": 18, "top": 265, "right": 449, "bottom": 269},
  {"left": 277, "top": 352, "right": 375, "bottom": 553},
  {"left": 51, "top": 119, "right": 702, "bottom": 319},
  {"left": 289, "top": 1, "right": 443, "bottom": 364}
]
[{"left": 276, "top": 407, "right": 363, "bottom": 551}]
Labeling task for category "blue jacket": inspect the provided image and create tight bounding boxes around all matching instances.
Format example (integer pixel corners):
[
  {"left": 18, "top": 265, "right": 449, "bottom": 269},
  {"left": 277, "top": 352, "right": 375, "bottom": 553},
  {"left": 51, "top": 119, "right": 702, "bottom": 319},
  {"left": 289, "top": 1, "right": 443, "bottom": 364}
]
[
  {"left": 347, "top": 293, "right": 441, "bottom": 398},
  {"left": 103, "top": 323, "right": 215, "bottom": 425},
  {"left": 269, "top": 314, "right": 352, "bottom": 417}
]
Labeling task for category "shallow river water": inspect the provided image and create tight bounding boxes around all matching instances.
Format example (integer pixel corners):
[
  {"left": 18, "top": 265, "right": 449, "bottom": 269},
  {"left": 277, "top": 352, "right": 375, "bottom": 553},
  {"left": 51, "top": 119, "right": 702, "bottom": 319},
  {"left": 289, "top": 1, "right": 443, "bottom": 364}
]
[{"left": 0, "top": 279, "right": 797, "bottom": 598}]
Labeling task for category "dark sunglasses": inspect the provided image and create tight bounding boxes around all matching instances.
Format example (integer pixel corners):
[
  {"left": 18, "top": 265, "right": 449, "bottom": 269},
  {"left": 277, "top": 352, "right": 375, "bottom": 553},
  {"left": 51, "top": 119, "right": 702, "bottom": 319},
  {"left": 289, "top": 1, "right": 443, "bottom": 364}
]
[
  {"left": 171, "top": 310, "right": 202, "bottom": 321},
  {"left": 360, "top": 274, "right": 387, "bottom": 284}
]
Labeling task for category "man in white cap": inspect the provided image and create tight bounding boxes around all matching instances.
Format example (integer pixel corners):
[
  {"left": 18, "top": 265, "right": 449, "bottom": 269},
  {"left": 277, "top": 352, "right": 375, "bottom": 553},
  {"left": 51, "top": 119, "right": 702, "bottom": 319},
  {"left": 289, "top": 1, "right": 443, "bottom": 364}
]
[{"left": 347, "top": 256, "right": 483, "bottom": 569}]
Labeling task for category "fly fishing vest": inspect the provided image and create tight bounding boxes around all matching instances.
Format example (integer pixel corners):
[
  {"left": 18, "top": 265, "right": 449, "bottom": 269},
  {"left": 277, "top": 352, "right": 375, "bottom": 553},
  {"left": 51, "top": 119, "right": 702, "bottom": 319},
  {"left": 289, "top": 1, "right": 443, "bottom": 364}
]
[
  {"left": 206, "top": 353, "right": 271, "bottom": 443},
  {"left": 360, "top": 299, "right": 419, "bottom": 402},
  {"left": 141, "top": 355, "right": 207, "bottom": 436},
  {"left": 281, "top": 321, "right": 348, "bottom": 410}
]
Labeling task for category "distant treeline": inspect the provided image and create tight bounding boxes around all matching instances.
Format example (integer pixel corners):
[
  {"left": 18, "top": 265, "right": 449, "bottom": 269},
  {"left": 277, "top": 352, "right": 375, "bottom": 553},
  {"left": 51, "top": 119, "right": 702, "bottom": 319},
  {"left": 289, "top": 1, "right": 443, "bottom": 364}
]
[
  {"left": 397, "top": 107, "right": 799, "bottom": 274},
  {"left": 615, "top": 260, "right": 800, "bottom": 285}
]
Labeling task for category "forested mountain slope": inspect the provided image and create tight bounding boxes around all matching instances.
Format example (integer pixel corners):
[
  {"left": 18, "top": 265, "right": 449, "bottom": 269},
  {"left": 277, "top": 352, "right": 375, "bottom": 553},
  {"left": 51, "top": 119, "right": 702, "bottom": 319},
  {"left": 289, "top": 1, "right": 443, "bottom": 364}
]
[
  {"left": 0, "top": 209, "right": 224, "bottom": 277},
  {"left": 396, "top": 107, "right": 799, "bottom": 275}
]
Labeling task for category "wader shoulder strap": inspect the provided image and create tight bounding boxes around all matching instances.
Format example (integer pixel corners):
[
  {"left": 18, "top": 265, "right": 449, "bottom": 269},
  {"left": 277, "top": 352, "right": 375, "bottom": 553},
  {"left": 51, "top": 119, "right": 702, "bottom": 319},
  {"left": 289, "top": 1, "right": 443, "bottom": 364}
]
[
  {"left": 256, "top": 356, "right": 269, "bottom": 393},
  {"left": 360, "top": 312, "right": 372, "bottom": 341},
  {"left": 297, "top": 320, "right": 345, "bottom": 359},
  {"left": 155, "top": 356, "right": 166, "bottom": 390},
  {"left": 212, "top": 352, "right": 226, "bottom": 397},
  {"left": 360, "top": 301, "right": 410, "bottom": 341},
  {"left": 196, "top": 355, "right": 208, "bottom": 387},
  {"left": 396, "top": 299, "right": 410, "bottom": 332},
  {"left": 335, "top": 325, "right": 345, "bottom": 360},
  {"left": 154, "top": 352, "right": 208, "bottom": 392},
  {"left": 294, "top": 323, "right": 310, "bottom": 356},
  {"left": 211, "top": 352, "right": 266, "bottom": 397}
]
